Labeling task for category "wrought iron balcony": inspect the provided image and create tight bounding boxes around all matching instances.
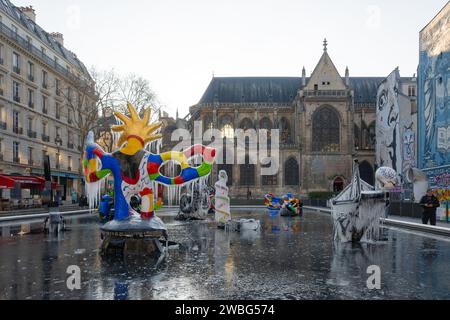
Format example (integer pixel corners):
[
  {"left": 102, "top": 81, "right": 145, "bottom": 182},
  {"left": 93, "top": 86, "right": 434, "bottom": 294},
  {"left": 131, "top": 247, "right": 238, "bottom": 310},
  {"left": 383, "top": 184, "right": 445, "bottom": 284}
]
[
  {"left": 67, "top": 143, "right": 74, "bottom": 149},
  {"left": 27, "top": 130, "right": 37, "bottom": 139},
  {"left": 13, "top": 127, "right": 23, "bottom": 135},
  {"left": 28, "top": 74, "right": 34, "bottom": 82},
  {"left": 42, "top": 134, "right": 50, "bottom": 142},
  {"left": 28, "top": 102, "right": 34, "bottom": 109},
  {"left": 13, "top": 95, "right": 20, "bottom": 103},
  {"left": 42, "top": 107, "right": 48, "bottom": 114},
  {"left": 303, "top": 90, "right": 348, "bottom": 98},
  {"left": 13, "top": 66, "right": 20, "bottom": 74}
]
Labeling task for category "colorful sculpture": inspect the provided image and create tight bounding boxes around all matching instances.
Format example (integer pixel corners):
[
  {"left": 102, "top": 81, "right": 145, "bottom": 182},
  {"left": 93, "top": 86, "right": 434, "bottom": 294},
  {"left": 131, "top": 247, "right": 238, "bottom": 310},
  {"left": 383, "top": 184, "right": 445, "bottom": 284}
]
[
  {"left": 83, "top": 102, "right": 216, "bottom": 229},
  {"left": 264, "top": 193, "right": 302, "bottom": 216}
]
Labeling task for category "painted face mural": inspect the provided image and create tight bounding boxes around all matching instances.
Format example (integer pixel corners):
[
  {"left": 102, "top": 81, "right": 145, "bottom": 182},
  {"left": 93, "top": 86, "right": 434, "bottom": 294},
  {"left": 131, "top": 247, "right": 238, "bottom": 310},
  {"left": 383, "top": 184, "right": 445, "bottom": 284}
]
[{"left": 376, "top": 70, "right": 401, "bottom": 173}]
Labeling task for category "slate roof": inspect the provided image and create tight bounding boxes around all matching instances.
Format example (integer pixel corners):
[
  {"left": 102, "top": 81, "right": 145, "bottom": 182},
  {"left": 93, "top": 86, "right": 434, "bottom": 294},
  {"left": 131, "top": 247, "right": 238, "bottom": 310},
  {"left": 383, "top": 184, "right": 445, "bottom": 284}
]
[
  {"left": 198, "top": 77, "right": 388, "bottom": 105},
  {"left": 0, "top": 0, "right": 90, "bottom": 78}
]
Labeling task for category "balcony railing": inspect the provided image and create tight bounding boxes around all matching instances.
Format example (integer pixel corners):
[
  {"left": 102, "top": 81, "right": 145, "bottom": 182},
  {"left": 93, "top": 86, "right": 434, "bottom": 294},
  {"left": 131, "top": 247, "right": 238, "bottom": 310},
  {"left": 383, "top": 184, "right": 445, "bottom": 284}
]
[
  {"left": 28, "top": 102, "right": 34, "bottom": 109},
  {"left": 13, "top": 157, "right": 20, "bottom": 164},
  {"left": 56, "top": 113, "right": 60, "bottom": 120},
  {"left": 0, "top": 122, "right": 6, "bottom": 130},
  {"left": 0, "top": 21, "right": 88, "bottom": 86},
  {"left": 13, "top": 95, "right": 20, "bottom": 103},
  {"left": 13, "top": 66, "right": 20, "bottom": 74},
  {"left": 303, "top": 90, "right": 348, "bottom": 98},
  {"left": 42, "top": 107, "right": 48, "bottom": 114},
  {"left": 27, "top": 130, "right": 37, "bottom": 139},
  {"left": 42, "top": 83, "right": 48, "bottom": 90},
  {"left": 67, "top": 143, "right": 74, "bottom": 149},
  {"left": 28, "top": 74, "right": 34, "bottom": 82},
  {"left": 13, "top": 127, "right": 23, "bottom": 135},
  {"left": 42, "top": 134, "right": 50, "bottom": 142}
]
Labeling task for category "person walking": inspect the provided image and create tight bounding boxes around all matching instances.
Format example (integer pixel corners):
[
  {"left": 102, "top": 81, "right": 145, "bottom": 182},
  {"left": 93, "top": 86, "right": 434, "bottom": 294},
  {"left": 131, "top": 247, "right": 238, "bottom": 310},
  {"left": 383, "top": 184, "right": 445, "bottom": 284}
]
[{"left": 420, "top": 189, "right": 440, "bottom": 226}]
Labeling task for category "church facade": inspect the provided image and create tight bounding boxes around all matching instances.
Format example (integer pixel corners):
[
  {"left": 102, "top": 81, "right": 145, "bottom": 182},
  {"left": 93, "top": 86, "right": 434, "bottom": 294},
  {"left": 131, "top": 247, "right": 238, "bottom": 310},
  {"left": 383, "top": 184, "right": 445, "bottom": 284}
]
[{"left": 188, "top": 42, "right": 381, "bottom": 198}]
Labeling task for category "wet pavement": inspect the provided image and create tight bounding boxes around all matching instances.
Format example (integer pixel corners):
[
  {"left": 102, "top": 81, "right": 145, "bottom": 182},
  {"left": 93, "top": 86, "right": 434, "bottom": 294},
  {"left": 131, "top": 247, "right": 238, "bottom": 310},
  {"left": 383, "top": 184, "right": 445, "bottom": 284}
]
[{"left": 0, "top": 210, "right": 449, "bottom": 300}]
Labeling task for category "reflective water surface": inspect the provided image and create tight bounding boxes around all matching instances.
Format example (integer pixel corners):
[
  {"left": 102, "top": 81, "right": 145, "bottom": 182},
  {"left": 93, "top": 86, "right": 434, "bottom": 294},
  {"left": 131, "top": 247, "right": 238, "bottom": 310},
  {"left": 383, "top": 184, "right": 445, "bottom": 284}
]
[{"left": 0, "top": 210, "right": 449, "bottom": 300}]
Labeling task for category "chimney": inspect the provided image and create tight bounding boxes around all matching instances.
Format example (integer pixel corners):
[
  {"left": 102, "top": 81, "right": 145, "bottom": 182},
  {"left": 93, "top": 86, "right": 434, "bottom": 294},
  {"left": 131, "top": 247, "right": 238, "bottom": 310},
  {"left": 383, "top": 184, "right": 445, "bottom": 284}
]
[
  {"left": 19, "top": 6, "right": 36, "bottom": 23},
  {"left": 345, "top": 66, "right": 350, "bottom": 86},
  {"left": 51, "top": 32, "right": 64, "bottom": 46},
  {"left": 302, "top": 67, "right": 306, "bottom": 86}
]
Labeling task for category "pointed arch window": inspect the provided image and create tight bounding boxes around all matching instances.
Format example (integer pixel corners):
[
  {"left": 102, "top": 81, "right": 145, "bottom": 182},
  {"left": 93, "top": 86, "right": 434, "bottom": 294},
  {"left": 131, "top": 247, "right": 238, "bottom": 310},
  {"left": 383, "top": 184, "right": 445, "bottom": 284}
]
[
  {"left": 312, "top": 106, "right": 340, "bottom": 152},
  {"left": 284, "top": 157, "right": 299, "bottom": 186}
]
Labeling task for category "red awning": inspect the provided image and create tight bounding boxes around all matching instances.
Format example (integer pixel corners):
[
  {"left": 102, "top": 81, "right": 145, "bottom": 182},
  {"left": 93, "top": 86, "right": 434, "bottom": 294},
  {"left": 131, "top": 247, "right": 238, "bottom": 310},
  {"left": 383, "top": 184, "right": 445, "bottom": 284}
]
[{"left": 0, "top": 175, "right": 56, "bottom": 190}]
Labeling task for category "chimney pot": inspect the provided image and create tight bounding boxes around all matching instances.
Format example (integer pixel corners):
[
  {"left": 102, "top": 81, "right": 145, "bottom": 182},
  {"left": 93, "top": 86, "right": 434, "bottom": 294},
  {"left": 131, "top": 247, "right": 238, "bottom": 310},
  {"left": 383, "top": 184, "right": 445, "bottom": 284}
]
[{"left": 19, "top": 6, "right": 36, "bottom": 23}]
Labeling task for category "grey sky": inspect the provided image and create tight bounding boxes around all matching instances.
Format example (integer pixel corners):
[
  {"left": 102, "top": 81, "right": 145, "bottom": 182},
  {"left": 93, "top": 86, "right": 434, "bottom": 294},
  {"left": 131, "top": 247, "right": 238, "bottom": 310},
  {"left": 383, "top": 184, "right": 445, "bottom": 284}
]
[{"left": 12, "top": 0, "right": 449, "bottom": 117}]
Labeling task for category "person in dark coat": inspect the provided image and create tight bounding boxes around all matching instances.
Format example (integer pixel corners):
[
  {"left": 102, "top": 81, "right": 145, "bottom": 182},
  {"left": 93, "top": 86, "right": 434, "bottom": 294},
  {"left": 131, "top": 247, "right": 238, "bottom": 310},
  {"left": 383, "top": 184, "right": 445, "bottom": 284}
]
[{"left": 419, "top": 189, "right": 440, "bottom": 226}]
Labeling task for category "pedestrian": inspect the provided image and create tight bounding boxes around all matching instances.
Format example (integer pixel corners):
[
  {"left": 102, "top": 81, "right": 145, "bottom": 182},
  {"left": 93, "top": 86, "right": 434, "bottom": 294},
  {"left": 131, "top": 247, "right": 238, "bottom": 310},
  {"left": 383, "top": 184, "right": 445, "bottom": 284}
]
[{"left": 420, "top": 189, "right": 440, "bottom": 226}]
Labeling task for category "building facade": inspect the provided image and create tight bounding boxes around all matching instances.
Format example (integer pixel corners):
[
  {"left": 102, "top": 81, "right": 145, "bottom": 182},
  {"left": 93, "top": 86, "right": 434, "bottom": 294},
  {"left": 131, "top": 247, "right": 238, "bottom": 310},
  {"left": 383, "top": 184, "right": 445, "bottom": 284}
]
[
  {"left": 0, "top": 2, "right": 95, "bottom": 202},
  {"left": 189, "top": 42, "right": 382, "bottom": 199},
  {"left": 417, "top": 1, "right": 450, "bottom": 189}
]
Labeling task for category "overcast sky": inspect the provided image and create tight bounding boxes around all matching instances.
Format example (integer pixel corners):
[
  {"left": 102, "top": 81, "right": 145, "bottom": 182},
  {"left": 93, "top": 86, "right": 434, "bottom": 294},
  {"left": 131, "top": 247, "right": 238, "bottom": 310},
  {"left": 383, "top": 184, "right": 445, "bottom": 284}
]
[{"left": 12, "top": 0, "right": 449, "bottom": 117}]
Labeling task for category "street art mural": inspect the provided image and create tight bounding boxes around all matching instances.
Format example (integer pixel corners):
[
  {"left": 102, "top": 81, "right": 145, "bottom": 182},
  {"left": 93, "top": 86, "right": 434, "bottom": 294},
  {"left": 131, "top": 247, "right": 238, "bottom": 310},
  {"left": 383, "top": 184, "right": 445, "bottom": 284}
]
[
  {"left": 376, "top": 70, "right": 402, "bottom": 174},
  {"left": 417, "top": 4, "right": 450, "bottom": 180}
]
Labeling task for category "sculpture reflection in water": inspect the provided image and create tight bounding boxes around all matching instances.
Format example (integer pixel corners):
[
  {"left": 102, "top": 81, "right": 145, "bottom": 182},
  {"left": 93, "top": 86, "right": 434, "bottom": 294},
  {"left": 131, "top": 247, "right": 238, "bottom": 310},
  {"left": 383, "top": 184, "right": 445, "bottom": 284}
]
[
  {"left": 331, "top": 160, "right": 397, "bottom": 243},
  {"left": 83, "top": 102, "right": 216, "bottom": 255}
]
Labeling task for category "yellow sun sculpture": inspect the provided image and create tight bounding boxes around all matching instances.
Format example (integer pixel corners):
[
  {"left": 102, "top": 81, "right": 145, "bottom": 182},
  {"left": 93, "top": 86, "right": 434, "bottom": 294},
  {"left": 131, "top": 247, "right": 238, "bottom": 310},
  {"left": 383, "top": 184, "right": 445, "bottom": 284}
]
[{"left": 112, "top": 102, "right": 162, "bottom": 152}]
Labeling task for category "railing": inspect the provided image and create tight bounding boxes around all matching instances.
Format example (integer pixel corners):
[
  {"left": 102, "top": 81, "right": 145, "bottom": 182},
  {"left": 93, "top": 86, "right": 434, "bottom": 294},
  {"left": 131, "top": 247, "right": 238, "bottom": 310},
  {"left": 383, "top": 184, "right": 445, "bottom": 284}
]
[
  {"left": 0, "top": 21, "right": 85, "bottom": 85},
  {"left": 42, "top": 107, "right": 48, "bottom": 114},
  {"left": 13, "top": 127, "right": 23, "bottom": 134},
  {"left": 27, "top": 130, "right": 37, "bottom": 138},
  {"left": 13, "top": 95, "right": 20, "bottom": 103},
  {"left": 42, "top": 83, "right": 48, "bottom": 89},
  {"left": 13, "top": 66, "right": 20, "bottom": 74},
  {"left": 0, "top": 122, "right": 6, "bottom": 130},
  {"left": 56, "top": 113, "right": 60, "bottom": 120},
  {"left": 27, "top": 74, "right": 34, "bottom": 82},
  {"left": 42, "top": 134, "right": 50, "bottom": 142},
  {"left": 67, "top": 143, "right": 74, "bottom": 149},
  {"left": 303, "top": 90, "right": 348, "bottom": 98},
  {"left": 28, "top": 102, "right": 34, "bottom": 109}
]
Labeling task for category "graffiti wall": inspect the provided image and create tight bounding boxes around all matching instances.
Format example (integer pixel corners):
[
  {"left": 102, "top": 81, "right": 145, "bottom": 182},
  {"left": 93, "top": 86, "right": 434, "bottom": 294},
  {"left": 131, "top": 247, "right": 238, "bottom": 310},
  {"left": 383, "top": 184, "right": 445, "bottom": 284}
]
[
  {"left": 376, "top": 69, "right": 416, "bottom": 176},
  {"left": 417, "top": 3, "right": 450, "bottom": 172}
]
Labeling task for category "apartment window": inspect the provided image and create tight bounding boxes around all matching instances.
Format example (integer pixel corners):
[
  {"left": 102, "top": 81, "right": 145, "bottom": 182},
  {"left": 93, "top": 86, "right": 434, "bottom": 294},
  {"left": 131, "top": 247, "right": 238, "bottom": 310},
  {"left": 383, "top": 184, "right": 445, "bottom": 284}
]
[
  {"left": 0, "top": 138, "right": 2, "bottom": 161},
  {"left": 0, "top": 74, "right": 4, "bottom": 95},
  {"left": 42, "top": 70, "right": 48, "bottom": 89},
  {"left": 12, "top": 52, "right": 20, "bottom": 74},
  {"left": 42, "top": 95, "right": 48, "bottom": 114},
  {"left": 41, "top": 47, "right": 46, "bottom": 56},
  {"left": 12, "top": 81, "right": 20, "bottom": 102},
  {"left": 27, "top": 89, "right": 34, "bottom": 108},
  {"left": 68, "top": 109, "right": 73, "bottom": 124},
  {"left": 13, "top": 141, "right": 19, "bottom": 163},
  {"left": 55, "top": 79, "right": 60, "bottom": 96},
  {"left": 27, "top": 117, "right": 32, "bottom": 131},
  {"left": 68, "top": 131, "right": 74, "bottom": 149},
  {"left": 27, "top": 62, "right": 34, "bottom": 81},
  {"left": 54, "top": 56, "right": 58, "bottom": 67},
  {"left": 28, "top": 147, "right": 33, "bottom": 165},
  {"left": 11, "top": 25, "right": 18, "bottom": 37},
  {"left": 26, "top": 36, "right": 32, "bottom": 48},
  {"left": 55, "top": 126, "right": 62, "bottom": 146},
  {"left": 68, "top": 156, "right": 72, "bottom": 171},
  {"left": 55, "top": 103, "right": 60, "bottom": 119},
  {"left": 67, "top": 87, "right": 72, "bottom": 103},
  {"left": 42, "top": 122, "right": 49, "bottom": 142},
  {"left": 408, "top": 85, "right": 416, "bottom": 97},
  {"left": 13, "top": 110, "right": 21, "bottom": 134},
  {"left": 0, "top": 44, "right": 4, "bottom": 64},
  {"left": 42, "top": 150, "right": 47, "bottom": 163}
]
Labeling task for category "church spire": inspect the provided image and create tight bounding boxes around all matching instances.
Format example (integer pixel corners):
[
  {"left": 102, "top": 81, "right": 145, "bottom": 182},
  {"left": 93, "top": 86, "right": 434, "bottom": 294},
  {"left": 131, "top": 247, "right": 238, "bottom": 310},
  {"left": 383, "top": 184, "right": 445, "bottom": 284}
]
[{"left": 302, "top": 66, "right": 306, "bottom": 86}]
